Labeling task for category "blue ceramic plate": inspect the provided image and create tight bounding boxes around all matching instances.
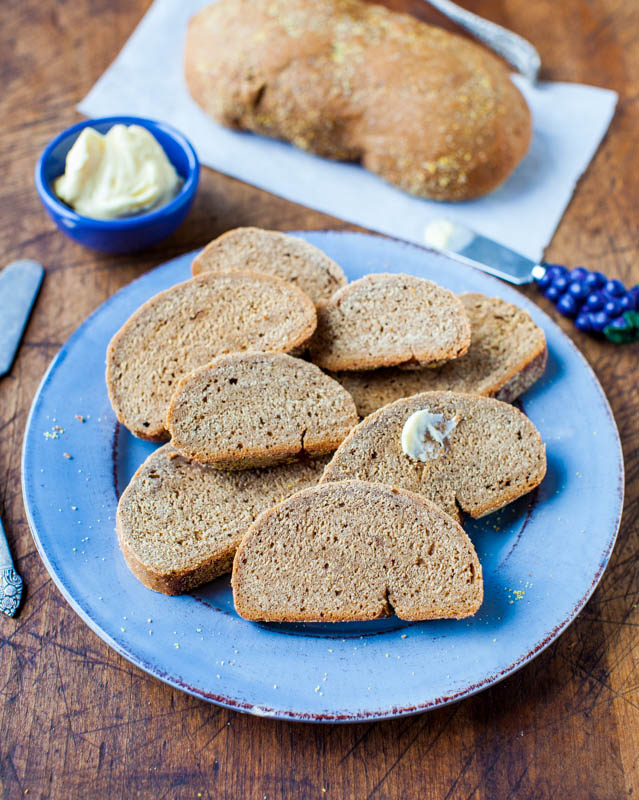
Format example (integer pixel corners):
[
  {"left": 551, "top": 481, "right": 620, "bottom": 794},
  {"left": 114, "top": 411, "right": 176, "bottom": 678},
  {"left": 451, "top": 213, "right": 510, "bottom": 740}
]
[{"left": 22, "top": 232, "right": 623, "bottom": 722}]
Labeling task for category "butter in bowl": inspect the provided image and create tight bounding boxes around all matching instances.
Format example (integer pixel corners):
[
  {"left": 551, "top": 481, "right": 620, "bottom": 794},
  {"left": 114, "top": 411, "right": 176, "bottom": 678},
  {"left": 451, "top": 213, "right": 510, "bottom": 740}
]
[{"left": 35, "top": 116, "right": 199, "bottom": 253}]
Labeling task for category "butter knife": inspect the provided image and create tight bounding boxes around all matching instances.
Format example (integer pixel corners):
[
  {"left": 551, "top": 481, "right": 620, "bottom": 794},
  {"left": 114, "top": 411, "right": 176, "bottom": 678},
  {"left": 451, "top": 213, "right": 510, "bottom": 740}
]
[
  {"left": 0, "top": 259, "right": 44, "bottom": 376},
  {"left": 0, "top": 258, "right": 44, "bottom": 616},
  {"left": 424, "top": 0, "right": 541, "bottom": 82},
  {"left": 424, "top": 219, "right": 639, "bottom": 342}
]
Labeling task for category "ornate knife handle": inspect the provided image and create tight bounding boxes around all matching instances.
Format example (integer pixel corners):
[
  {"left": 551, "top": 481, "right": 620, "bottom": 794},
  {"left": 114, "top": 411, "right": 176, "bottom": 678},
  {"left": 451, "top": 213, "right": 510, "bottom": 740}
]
[
  {"left": 425, "top": 0, "right": 541, "bottom": 82},
  {"left": 0, "top": 516, "right": 22, "bottom": 617}
]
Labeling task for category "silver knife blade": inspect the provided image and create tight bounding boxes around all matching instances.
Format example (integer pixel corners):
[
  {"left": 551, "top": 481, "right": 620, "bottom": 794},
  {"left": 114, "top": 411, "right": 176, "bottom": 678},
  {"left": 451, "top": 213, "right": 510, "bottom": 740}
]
[
  {"left": 423, "top": 220, "right": 545, "bottom": 285},
  {"left": 0, "top": 259, "right": 44, "bottom": 377}
]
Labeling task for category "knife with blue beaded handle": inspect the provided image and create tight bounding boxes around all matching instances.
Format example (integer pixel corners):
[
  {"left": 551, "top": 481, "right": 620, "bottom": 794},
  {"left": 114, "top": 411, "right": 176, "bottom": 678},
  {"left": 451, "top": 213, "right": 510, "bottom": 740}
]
[
  {"left": 424, "top": 220, "right": 639, "bottom": 343},
  {"left": 0, "top": 258, "right": 44, "bottom": 616}
]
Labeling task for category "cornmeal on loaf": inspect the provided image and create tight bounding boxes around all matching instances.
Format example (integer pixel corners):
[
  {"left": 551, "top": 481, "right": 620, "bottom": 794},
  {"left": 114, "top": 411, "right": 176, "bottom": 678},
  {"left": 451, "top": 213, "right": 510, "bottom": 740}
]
[
  {"left": 308, "top": 273, "right": 471, "bottom": 371},
  {"left": 117, "top": 444, "right": 329, "bottom": 595},
  {"left": 106, "top": 271, "right": 316, "bottom": 441},
  {"left": 192, "top": 228, "right": 347, "bottom": 305},
  {"left": 232, "top": 480, "right": 483, "bottom": 622},
  {"left": 335, "top": 293, "right": 547, "bottom": 416},
  {"left": 185, "top": 0, "right": 531, "bottom": 201},
  {"left": 321, "top": 392, "right": 546, "bottom": 522},
  {"left": 167, "top": 352, "right": 358, "bottom": 468}
]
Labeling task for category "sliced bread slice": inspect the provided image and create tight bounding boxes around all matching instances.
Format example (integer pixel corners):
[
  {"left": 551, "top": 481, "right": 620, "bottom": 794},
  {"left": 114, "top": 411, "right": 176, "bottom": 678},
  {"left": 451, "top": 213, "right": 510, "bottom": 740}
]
[
  {"left": 335, "top": 293, "right": 547, "bottom": 416},
  {"left": 232, "top": 480, "right": 483, "bottom": 622},
  {"left": 106, "top": 271, "right": 316, "bottom": 441},
  {"left": 308, "top": 273, "right": 471, "bottom": 371},
  {"left": 117, "top": 444, "right": 329, "bottom": 595},
  {"left": 191, "top": 227, "right": 348, "bottom": 305},
  {"left": 167, "top": 352, "right": 358, "bottom": 468},
  {"left": 321, "top": 391, "right": 546, "bottom": 522}
]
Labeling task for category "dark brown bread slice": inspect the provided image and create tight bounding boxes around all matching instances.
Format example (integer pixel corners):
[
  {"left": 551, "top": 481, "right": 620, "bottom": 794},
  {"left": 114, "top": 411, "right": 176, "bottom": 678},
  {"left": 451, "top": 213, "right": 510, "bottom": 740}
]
[
  {"left": 308, "top": 273, "right": 471, "bottom": 371},
  {"left": 321, "top": 392, "right": 546, "bottom": 522},
  {"left": 185, "top": 0, "right": 531, "bottom": 201},
  {"left": 232, "top": 480, "right": 483, "bottom": 622},
  {"left": 106, "top": 271, "right": 316, "bottom": 441},
  {"left": 167, "top": 352, "right": 358, "bottom": 468},
  {"left": 117, "top": 444, "right": 329, "bottom": 595},
  {"left": 191, "top": 227, "right": 347, "bottom": 305},
  {"left": 335, "top": 293, "right": 547, "bottom": 416}
]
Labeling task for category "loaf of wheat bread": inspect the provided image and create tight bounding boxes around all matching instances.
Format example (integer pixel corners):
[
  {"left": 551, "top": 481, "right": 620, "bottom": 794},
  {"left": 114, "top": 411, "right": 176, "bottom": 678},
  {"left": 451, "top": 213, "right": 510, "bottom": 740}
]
[
  {"left": 335, "top": 293, "right": 547, "bottom": 417},
  {"left": 192, "top": 228, "right": 347, "bottom": 305},
  {"left": 321, "top": 392, "right": 546, "bottom": 522},
  {"left": 307, "top": 273, "right": 470, "bottom": 371},
  {"left": 167, "top": 352, "right": 358, "bottom": 468},
  {"left": 185, "top": 0, "right": 531, "bottom": 201},
  {"left": 117, "top": 444, "right": 329, "bottom": 595},
  {"left": 106, "top": 271, "right": 316, "bottom": 441},
  {"left": 232, "top": 480, "right": 483, "bottom": 621}
]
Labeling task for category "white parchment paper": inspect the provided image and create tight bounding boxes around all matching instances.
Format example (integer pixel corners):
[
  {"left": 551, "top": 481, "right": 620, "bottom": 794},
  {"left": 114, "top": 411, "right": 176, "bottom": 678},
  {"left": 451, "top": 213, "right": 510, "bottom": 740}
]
[{"left": 79, "top": 0, "right": 618, "bottom": 260}]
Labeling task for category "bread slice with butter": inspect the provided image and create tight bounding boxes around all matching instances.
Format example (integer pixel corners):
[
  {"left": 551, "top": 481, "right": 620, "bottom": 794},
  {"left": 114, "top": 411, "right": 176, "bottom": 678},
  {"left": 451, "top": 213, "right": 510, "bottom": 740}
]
[
  {"left": 232, "top": 480, "right": 483, "bottom": 622},
  {"left": 106, "top": 271, "right": 316, "bottom": 441},
  {"left": 117, "top": 444, "right": 329, "bottom": 595},
  {"left": 321, "top": 391, "right": 546, "bottom": 522},
  {"left": 335, "top": 293, "right": 547, "bottom": 417},
  {"left": 308, "top": 273, "right": 471, "bottom": 371},
  {"left": 192, "top": 227, "right": 348, "bottom": 305},
  {"left": 167, "top": 352, "right": 358, "bottom": 468}
]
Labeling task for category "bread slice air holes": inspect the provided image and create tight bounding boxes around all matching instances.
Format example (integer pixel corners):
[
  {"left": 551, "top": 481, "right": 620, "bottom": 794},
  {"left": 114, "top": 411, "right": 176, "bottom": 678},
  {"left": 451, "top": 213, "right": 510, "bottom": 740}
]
[
  {"left": 232, "top": 481, "right": 483, "bottom": 622},
  {"left": 322, "top": 392, "right": 546, "bottom": 523},
  {"left": 334, "top": 293, "right": 547, "bottom": 417},
  {"left": 166, "top": 352, "right": 358, "bottom": 468},
  {"left": 308, "top": 274, "right": 471, "bottom": 372},
  {"left": 106, "top": 271, "right": 317, "bottom": 440},
  {"left": 117, "top": 445, "right": 330, "bottom": 594}
]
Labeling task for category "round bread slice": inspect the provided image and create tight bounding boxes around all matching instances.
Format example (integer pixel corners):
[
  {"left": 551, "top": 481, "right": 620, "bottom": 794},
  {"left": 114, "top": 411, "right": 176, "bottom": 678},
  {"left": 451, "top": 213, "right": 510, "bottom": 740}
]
[
  {"left": 321, "top": 392, "right": 546, "bottom": 522},
  {"left": 106, "top": 271, "right": 316, "bottom": 441},
  {"left": 117, "top": 444, "right": 329, "bottom": 595},
  {"left": 167, "top": 352, "right": 358, "bottom": 468},
  {"left": 335, "top": 293, "right": 547, "bottom": 417},
  {"left": 191, "top": 227, "right": 348, "bottom": 305},
  {"left": 308, "top": 274, "right": 471, "bottom": 371},
  {"left": 232, "top": 480, "right": 483, "bottom": 622}
]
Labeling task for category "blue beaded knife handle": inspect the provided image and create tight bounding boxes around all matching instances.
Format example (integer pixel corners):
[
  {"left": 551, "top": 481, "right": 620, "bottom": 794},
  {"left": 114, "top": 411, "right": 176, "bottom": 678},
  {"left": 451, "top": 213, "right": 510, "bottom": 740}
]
[
  {"left": 534, "top": 264, "right": 639, "bottom": 343},
  {"left": 423, "top": 220, "right": 638, "bottom": 342}
]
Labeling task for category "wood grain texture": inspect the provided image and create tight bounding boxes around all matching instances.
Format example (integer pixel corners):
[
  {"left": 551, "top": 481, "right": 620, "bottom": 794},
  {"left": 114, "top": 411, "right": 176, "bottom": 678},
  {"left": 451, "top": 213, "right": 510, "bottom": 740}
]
[{"left": 0, "top": 0, "right": 637, "bottom": 798}]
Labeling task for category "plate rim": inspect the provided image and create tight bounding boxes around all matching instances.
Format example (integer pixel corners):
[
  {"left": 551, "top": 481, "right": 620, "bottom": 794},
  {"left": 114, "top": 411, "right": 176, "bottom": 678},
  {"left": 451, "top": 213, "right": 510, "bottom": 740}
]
[{"left": 21, "top": 230, "right": 625, "bottom": 723}]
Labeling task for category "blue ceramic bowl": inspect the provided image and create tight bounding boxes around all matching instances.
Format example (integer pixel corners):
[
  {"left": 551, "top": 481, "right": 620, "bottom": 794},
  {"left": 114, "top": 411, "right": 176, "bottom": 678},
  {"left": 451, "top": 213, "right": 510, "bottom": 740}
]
[{"left": 35, "top": 116, "right": 200, "bottom": 254}]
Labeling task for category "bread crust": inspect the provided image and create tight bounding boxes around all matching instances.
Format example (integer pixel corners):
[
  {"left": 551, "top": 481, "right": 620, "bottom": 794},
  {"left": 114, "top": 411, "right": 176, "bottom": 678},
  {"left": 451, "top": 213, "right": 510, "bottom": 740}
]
[
  {"left": 192, "top": 227, "right": 347, "bottom": 305},
  {"left": 117, "top": 523, "right": 235, "bottom": 595},
  {"left": 184, "top": 0, "right": 531, "bottom": 201},
  {"left": 493, "top": 346, "right": 548, "bottom": 403}
]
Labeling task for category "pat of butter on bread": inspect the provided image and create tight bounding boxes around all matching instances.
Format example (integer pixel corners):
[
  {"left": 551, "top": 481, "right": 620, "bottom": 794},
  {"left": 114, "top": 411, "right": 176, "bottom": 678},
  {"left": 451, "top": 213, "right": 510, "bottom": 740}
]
[{"left": 401, "top": 409, "right": 458, "bottom": 461}]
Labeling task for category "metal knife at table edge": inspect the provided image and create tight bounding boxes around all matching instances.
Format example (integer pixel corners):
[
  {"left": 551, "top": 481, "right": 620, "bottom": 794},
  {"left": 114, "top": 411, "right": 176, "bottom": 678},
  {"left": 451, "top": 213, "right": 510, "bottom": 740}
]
[
  {"left": 424, "top": 220, "right": 639, "bottom": 343},
  {"left": 0, "top": 258, "right": 44, "bottom": 617}
]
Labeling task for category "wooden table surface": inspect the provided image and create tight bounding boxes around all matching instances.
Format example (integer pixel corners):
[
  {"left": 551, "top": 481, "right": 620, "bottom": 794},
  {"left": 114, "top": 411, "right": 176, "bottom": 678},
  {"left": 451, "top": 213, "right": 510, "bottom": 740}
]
[{"left": 1, "top": 1, "right": 638, "bottom": 797}]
